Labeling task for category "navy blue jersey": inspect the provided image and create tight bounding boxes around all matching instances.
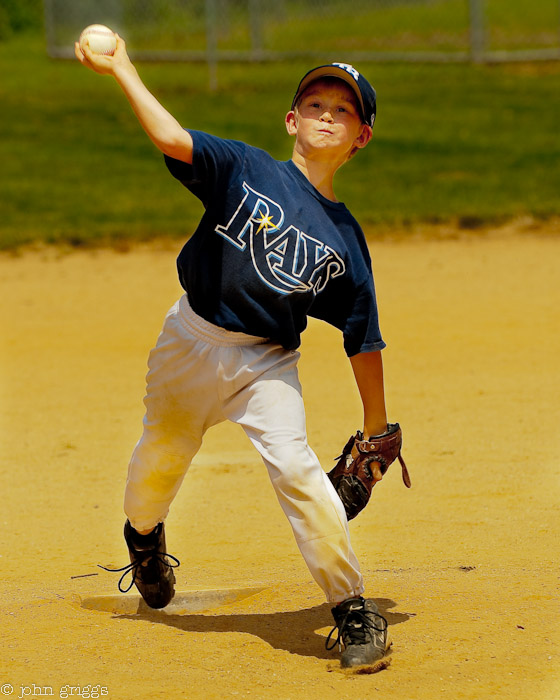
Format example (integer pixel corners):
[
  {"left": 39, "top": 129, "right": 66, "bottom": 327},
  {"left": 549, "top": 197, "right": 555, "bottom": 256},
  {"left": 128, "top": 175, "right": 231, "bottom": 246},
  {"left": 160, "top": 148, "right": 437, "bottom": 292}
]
[{"left": 164, "top": 130, "right": 385, "bottom": 357}]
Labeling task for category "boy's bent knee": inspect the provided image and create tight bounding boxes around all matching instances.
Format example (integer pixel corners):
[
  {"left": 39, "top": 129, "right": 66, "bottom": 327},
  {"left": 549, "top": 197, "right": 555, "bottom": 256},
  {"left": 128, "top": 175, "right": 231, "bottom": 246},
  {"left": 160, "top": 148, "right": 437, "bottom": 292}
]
[{"left": 267, "top": 443, "right": 325, "bottom": 497}]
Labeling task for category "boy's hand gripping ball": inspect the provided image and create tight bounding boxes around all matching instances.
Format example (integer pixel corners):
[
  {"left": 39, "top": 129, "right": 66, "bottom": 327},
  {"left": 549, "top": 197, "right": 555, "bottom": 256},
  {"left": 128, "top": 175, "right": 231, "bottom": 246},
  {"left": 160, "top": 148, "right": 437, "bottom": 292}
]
[{"left": 79, "top": 24, "right": 117, "bottom": 56}]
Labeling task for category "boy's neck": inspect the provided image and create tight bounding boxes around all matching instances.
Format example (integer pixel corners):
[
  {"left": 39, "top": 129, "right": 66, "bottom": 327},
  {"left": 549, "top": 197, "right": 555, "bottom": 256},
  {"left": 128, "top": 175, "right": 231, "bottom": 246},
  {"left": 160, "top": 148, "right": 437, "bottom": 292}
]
[{"left": 291, "top": 152, "right": 339, "bottom": 202}]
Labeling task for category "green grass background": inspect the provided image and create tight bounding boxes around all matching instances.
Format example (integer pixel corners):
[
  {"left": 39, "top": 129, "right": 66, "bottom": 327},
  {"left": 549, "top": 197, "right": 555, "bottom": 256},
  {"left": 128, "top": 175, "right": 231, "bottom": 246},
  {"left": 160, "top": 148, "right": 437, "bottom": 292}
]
[
  {"left": 1, "top": 29, "right": 559, "bottom": 249},
  {"left": 45, "top": 0, "right": 560, "bottom": 54}
]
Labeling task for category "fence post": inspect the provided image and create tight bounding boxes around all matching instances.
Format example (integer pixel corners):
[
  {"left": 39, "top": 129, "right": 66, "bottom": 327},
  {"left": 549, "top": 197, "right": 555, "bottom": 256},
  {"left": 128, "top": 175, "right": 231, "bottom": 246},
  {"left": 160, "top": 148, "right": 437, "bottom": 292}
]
[
  {"left": 205, "top": 0, "right": 219, "bottom": 91},
  {"left": 43, "top": 0, "right": 55, "bottom": 57},
  {"left": 249, "top": 0, "right": 263, "bottom": 61},
  {"left": 469, "top": 0, "right": 485, "bottom": 63}
]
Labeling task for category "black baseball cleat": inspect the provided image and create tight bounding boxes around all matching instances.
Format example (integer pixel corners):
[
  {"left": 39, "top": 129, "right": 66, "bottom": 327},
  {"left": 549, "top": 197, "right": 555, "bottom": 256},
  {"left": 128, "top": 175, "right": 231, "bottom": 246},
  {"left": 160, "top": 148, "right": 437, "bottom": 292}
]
[
  {"left": 98, "top": 520, "right": 180, "bottom": 609},
  {"left": 326, "top": 596, "right": 391, "bottom": 670}
]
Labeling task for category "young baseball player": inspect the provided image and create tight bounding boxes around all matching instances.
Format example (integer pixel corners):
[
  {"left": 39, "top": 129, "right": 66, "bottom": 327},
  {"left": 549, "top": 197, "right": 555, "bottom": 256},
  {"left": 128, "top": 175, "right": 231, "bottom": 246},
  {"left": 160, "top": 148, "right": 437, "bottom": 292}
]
[{"left": 76, "top": 35, "right": 399, "bottom": 671}]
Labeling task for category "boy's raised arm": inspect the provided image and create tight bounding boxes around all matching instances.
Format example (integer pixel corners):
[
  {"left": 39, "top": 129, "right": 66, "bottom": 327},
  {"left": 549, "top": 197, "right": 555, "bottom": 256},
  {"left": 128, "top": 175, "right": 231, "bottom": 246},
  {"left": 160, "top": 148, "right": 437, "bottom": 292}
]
[{"left": 75, "top": 34, "right": 193, "bottom": 163}]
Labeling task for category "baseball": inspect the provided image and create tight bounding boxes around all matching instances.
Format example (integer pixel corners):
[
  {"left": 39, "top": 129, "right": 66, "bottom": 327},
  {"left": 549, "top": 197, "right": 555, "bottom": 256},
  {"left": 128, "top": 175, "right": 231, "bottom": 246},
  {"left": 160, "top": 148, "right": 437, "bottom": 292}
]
[{"left": 79, "top": 24, "right": 117, "bottom": 56}]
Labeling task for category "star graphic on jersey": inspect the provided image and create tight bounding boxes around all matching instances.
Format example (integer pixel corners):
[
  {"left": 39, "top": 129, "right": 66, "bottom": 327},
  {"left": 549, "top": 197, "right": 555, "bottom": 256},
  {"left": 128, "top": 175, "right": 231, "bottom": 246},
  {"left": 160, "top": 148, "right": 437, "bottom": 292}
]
[{"left": 255, "top": 212, "right": 279, "bottom": 235}]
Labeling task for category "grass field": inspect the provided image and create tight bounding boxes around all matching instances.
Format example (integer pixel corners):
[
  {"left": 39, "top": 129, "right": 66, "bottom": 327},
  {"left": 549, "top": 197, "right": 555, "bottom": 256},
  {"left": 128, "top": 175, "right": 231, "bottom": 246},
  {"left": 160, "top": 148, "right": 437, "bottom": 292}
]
[{"left": 1, "top": 31, "right": 560, "bottom": 248}]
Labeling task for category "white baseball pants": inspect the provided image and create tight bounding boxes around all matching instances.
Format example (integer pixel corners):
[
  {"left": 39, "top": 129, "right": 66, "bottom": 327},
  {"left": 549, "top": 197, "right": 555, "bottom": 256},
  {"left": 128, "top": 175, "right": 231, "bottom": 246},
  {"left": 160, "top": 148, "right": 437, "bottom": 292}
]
[{"left": 124, "top": 294, "right": 364, "bottom": 603}]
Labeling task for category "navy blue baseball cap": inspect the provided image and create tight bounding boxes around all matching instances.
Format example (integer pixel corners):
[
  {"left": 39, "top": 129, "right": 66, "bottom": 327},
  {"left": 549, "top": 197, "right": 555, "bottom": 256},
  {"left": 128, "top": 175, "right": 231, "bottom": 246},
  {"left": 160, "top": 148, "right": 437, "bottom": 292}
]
[{"left": 291, "top": 62, "right": 377, "bottom": 127}]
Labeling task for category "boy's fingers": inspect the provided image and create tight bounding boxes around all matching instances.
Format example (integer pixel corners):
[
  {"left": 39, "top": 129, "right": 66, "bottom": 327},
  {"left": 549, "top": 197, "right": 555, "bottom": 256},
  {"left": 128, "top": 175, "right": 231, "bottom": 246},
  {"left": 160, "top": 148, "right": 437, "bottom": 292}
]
[
  {"left": 79, "top": 40, "right": 115, "bottom": 73},
  {"left": 113, "top": 34, "right": 126, "bottom": 56},
  {"left": 75, "top": 41, "right": 94, "bottom": 70},
  {"left": 81, "top": 40, "right": 94, "bottom": 60},
  {"left": 74, "top": 41, "right": 90, "bottom": 67},
  {"left": 75, "top": 31, "right": 125, "bottom": 74}
]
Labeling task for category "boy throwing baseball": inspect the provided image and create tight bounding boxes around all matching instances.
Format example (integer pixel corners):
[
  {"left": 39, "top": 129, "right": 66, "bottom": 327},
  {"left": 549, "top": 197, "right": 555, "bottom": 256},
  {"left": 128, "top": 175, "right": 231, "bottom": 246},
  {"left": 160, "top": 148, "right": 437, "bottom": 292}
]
[{"left": 76, "top": 33, "right": 404, "bottom": 671}]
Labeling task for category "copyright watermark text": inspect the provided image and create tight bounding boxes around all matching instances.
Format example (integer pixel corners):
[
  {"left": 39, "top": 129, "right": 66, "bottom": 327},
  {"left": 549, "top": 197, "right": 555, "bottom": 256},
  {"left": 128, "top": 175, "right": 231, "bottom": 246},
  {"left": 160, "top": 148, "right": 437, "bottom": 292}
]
[{"left": 1, "top": 684, "right": 108, "bottom": 699}]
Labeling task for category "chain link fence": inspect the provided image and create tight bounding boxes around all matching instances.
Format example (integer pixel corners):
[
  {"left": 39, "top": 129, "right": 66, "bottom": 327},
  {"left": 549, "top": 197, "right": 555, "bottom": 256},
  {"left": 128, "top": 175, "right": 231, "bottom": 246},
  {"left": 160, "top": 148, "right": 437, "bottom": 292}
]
[{"left": 45, "top": 0, "right": 560, "bottom": 65}]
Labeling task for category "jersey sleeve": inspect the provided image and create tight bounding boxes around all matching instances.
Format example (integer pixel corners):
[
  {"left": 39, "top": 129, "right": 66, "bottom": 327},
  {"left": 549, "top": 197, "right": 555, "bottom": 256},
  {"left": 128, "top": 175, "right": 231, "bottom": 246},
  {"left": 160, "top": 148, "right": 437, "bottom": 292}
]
[
  {"left": 309, "top": 276, "right": 385, "bottom": 357},
  {"left": 164, "top": 130, "right": 247, "bottom": 207},
  {"left": 341, "top": 279, "right": 386, "bottom": 356}
]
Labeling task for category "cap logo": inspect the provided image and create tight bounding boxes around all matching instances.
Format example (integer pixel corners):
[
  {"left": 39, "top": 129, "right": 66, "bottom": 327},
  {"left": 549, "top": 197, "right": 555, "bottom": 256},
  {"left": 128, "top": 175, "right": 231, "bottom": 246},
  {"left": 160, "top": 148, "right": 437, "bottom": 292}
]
[{"left": 332, "top": 62, "right": 360, "bottom": 81}]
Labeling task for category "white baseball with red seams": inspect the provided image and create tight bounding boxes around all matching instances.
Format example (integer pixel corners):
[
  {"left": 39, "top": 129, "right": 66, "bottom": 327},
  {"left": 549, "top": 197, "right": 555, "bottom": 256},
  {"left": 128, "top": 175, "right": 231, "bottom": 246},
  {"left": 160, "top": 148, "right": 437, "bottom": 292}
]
[{"left": 79, "top": 24, "right": 117, "bottom": 56}]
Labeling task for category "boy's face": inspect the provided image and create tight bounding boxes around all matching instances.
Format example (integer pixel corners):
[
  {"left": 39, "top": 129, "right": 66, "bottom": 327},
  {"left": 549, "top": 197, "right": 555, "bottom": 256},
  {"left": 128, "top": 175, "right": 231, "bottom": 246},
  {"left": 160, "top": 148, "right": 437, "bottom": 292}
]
[{"left": 286, "top": 78, "right": 372, "bottom": 162}]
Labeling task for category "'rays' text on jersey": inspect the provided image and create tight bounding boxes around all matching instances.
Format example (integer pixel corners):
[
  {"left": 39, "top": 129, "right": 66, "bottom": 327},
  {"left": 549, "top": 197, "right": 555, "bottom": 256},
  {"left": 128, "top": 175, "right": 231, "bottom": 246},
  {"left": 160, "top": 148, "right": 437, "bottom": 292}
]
[{"left": 215, "top": 182, "right": 345, "bottom": 295}]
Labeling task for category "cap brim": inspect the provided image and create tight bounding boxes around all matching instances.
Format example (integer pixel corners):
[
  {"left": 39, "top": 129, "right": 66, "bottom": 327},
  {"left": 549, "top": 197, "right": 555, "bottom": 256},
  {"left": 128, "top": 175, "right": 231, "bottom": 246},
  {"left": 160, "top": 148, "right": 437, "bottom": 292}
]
[{"left": 292, "top": 66, "right": 366, "bottom": 122}]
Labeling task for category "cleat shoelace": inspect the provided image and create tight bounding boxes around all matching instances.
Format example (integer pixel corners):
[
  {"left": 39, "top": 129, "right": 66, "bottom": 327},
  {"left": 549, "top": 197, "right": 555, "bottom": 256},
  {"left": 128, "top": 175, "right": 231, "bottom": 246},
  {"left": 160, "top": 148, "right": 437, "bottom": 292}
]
[
  {"left": 325, "top": 603, "right": 388, "bottom": 652},
  {"left": 98, "top": 551, "right": 180, "bottom": 593}
]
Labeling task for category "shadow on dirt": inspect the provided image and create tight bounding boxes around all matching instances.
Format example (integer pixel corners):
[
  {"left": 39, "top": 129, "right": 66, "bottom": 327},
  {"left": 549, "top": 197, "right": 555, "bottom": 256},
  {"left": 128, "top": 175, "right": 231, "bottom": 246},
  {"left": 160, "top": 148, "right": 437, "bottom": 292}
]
[{"left": 113, "top": 598, "right": 413, "bottom": 660}]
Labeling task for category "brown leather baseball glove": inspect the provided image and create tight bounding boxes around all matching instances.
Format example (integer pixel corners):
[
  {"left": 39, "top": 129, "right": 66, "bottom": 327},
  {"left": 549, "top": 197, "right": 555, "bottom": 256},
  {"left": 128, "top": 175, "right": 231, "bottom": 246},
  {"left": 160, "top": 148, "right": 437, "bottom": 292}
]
[{"left": 327, "top": 423, "right": 411, "bottom": 520}]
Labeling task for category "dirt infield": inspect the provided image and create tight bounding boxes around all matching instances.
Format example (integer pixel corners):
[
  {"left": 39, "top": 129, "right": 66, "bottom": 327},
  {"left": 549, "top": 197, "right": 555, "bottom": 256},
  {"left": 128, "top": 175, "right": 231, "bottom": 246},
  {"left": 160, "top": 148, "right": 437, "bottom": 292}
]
[{"left": 1, "top": 227, "right": 559, "bottom": 700}]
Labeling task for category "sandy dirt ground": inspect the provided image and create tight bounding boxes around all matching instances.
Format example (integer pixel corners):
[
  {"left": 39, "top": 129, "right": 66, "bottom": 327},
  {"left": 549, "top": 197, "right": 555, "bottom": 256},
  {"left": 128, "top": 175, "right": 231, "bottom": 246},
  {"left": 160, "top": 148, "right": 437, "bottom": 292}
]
[{"left": 1, "top": 225, "right": 559, "bottom": 700}]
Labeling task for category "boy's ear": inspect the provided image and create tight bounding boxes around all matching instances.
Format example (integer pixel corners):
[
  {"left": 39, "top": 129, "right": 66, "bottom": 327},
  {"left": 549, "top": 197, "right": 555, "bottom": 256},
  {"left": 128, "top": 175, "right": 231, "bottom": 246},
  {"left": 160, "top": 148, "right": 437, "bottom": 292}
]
[
  {"left": 354, "top": 124, "right": 373, "bottom": 150},
  {"left": 285, "top": 110, "right": 298, "bottom": 136}
]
